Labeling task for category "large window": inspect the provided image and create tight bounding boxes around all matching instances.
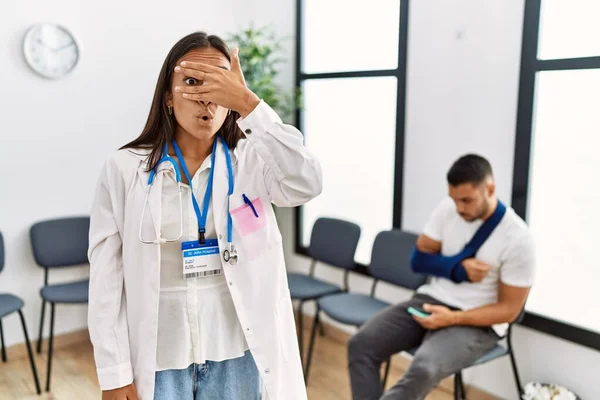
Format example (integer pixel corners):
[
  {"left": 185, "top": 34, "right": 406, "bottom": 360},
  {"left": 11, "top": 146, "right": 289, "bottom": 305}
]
[
  {"left": 295, "top": 0, "right": 409, "bottom": 266},
  {"left": 513, "top": 0, "right": 600, "bottom": 350}
]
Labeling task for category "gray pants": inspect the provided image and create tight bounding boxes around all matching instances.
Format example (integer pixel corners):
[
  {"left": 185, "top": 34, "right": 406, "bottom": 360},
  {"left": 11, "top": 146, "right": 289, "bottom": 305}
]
[{"left": 348, "top": 294, "right": 499, "bottom": 400}]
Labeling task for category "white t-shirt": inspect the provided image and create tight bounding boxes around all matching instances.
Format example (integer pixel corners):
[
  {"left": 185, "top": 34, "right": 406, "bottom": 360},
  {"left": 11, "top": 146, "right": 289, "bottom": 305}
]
[
  {"left": 155, "top": 154, "right": 248, "bottom": 371},
  {"left": 417, "top": 197, "right": 535, "bottom": 336}
]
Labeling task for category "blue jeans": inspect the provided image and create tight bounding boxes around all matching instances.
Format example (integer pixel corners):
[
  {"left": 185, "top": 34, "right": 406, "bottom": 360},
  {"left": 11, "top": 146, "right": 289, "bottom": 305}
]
[{"left": 153, "top": 351, "right": 260, "bottom": 400}]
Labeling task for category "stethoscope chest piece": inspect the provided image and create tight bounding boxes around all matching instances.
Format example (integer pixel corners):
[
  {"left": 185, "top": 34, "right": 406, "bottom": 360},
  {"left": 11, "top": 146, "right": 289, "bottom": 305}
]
[{"left": 223, "top": 244, "right": 238, "bottom": 265}]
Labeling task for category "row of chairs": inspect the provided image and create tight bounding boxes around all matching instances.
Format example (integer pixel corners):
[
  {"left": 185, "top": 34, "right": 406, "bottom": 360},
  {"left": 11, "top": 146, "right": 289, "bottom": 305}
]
[
  {"left": 2, "top": 215, "right": 523, "bottom": 397},
  {"left": 0, "top": 217, "right": 90, "bottom": 394},
  {"left": 288, "top": 217, "right": 523, "bottom": 399}
]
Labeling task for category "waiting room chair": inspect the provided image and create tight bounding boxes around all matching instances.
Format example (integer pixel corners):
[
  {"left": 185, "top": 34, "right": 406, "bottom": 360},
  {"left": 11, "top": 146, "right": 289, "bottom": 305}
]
[
  {"left": 287, "top": 217, "right": 360, "bottom": 363},
  {"left": 30, "top": 217, "right": 90, "bottom": 392},
  {"left": 406, "top": 311, "right": 525, "bottom": 400},
  {"left": 0, "top": 231, "right": 41, "bottom": 394},
  {"left": 304, "top": 230, "right": 425, "bottom": 385}
]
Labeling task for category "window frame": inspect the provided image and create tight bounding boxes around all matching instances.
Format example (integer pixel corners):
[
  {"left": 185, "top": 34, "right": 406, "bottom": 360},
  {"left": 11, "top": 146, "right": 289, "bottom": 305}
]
[
  {"left": 295, "top": 0, "right": 600, "bottom": 351},
  {"left": 294, "top": 0, "right": 410, "bottom": 275},
  {"left": 512, "top": 0, "right": 600, "bottom": 351}
]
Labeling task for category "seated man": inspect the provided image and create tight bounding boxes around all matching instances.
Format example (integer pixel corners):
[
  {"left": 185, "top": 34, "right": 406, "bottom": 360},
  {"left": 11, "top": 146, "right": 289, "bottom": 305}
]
[{"left": 348, "top": 154, "right": 535, "bottom": 400}]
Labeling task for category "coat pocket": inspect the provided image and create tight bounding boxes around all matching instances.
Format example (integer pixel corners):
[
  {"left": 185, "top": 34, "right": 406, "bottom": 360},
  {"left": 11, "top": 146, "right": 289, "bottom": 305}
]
[
  {"left": 231, "top": 196, "right": 267, "bottom": 236},
  {"left": 231, "top": 196, "right": 277, "bottom": 262}
]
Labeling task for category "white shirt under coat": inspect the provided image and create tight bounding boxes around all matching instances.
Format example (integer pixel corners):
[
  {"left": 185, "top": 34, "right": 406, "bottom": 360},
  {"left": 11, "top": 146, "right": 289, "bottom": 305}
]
[{"left": 156, "top": 154, "right": 248, "bottom": 371}]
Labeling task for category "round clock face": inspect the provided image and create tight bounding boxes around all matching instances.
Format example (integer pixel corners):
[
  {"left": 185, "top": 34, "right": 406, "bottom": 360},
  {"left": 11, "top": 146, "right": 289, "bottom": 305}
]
[{"left": 23, "top": 24, "right": 79, "bottom": 79}]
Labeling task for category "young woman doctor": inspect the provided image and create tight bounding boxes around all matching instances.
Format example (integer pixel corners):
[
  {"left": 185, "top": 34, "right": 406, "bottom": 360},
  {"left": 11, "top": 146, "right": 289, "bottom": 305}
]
[{"left": 88, "top": 32, "right": 321, "bottom": 400}]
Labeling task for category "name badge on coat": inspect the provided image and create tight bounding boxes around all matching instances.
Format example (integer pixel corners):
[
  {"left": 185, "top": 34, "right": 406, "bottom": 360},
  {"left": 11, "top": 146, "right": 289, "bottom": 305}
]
[{"left": 181, "top": 239, "right": 222, "bottom": 279}]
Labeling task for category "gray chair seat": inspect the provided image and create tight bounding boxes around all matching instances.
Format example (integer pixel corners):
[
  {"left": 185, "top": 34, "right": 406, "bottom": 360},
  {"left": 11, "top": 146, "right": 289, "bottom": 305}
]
[
  {"left": 472, "top": 344, "right": 509, "bottom": 366},
  {"left": 40, "top": 279, "right": 89, "bottom": 304},
  {"left": 0, "top": 294, "right": 25, "bottom": 318},
  {"left": 288, "top": 273, "right": 342, "bottom": 300},
  {"left": 407, "top": 344, "right": 508, "bottom": 367},
  {"left": 318, "top": 293, "right": 390, "bottom": 326}
]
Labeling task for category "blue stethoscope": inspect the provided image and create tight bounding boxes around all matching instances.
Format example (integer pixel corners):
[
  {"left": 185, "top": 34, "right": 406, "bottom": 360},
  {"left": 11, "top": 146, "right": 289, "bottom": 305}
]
[{"left": 138, "top": 135, "right": 238, "bottom": 265}]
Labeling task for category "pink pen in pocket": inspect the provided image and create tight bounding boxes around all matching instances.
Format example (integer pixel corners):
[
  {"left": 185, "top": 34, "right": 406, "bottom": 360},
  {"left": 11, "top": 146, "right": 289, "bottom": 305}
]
[{"left": 231, "top": 194, "right": 267, "bottom": 236}]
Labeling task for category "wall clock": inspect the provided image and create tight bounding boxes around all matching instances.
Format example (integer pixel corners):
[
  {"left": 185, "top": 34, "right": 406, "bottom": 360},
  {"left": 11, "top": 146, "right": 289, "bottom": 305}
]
[{"left": 23, "top": 23, "right": 80, "bottom": 79}]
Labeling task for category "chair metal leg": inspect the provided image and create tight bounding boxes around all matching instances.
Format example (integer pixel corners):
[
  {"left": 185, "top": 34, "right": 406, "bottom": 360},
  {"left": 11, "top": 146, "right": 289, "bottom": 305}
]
[
  {"left": 303, "top": 305, "right": 321, "bottom": 383},
  {"left": 382, "top": 358, "right": 391, "bottom": 390},
  {"left": 508, "top": 346, "right": 524, "bottom": 396},
  {"left": 0, "top": 318, "right": 6, "bottom": 362},
  {"left": 45, "top": 303, "right": 55, "bottom": 392},
  {"left": 37, "top": 299, "right": 46, "bottom": 354},
  {"left": 454, "top": 372, "right": 465, "bottom": 400},
  {"left": 318, "top": 318, "right": 325, "bottom": 337},
  {"left": 18, "top": 310, "right": 41, "bottom": 395},
  {"left": 297, "top": 301, "right": 304, "bottom": 361},
  {"left": 454, "top": 373, "right": 459, "bottom": 400}
]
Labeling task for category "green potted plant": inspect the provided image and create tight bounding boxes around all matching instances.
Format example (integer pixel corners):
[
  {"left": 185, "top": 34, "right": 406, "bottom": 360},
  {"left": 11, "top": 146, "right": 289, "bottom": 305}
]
[{"left": 228, "top": 25, "right": 301, "bottom": 124}]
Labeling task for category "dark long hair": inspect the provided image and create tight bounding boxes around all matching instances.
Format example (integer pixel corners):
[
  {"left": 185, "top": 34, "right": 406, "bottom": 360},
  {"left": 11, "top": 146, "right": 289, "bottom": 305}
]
[{"left": 121, "top": 32, "right": 244, "bottom": 171}]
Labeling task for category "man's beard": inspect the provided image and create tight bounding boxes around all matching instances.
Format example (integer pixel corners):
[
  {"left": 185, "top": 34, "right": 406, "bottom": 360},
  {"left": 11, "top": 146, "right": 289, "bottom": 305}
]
[
  {"left": 475, "top": 201, "right": 490, "bottom": 220},
  {"left": 461, "top": 201, "right": 489, "bottom": 221}
]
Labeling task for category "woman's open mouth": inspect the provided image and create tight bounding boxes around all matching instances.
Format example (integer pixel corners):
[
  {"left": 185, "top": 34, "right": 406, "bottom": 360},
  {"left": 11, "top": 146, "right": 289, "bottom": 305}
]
[
  {"left": 198, "top": 115, "right": 213, "bottom": 126},
  {"left": 197, "top": 110, "right": 214, "bottom": 126}
]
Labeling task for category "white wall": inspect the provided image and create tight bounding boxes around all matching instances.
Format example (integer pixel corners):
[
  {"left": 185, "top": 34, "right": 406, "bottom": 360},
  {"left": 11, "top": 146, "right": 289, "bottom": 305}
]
[
  {"left": 0, "top": 0, "right": 256, "bottom": 348},
  {"left": 280, "top": 0, "right": 600, "bottom": 399}
]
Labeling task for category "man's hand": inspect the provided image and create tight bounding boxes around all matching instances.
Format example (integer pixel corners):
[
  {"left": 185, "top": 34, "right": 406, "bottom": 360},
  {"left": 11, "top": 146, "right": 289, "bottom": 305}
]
[
  {"left": 462, "top": 258, "right": 492, "bottom": 282},
  {"left": 413, "top": 304, "right": 457, "bottom": 330},
  {"left": 102, "top": 383, "right": 138, "bottom": 400}
]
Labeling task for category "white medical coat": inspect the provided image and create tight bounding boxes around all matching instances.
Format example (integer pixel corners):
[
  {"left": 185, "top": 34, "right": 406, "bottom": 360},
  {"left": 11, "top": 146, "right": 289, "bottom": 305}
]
[{"left": 87, "top": 101, "right": 322, "bottom": 400}]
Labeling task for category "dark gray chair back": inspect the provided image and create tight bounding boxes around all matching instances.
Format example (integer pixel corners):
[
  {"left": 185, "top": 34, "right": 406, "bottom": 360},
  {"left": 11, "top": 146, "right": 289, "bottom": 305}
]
[
  {"left": 308, "top": 218, "right": 360, "bottom": 270},
  {"left": 0, "top": 231, "right": 4, "bottom": 273},
  {"left": 369, "top": 230, "right": 426, "bottom": 290},
  {"left": 30, "top": 217, "right": 90, "bottom": 268}
]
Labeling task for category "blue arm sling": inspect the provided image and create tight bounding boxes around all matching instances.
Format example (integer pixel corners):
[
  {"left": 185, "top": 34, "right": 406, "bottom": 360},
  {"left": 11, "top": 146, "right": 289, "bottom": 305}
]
[{"left": 410, "top": 201, "right": 507, "bottom": 283}]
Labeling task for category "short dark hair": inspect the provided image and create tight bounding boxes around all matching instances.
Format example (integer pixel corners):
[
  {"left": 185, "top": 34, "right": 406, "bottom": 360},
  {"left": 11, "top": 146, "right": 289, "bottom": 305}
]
[{"left": 447, "top": 154, "right": 493, "bottom": 186}]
